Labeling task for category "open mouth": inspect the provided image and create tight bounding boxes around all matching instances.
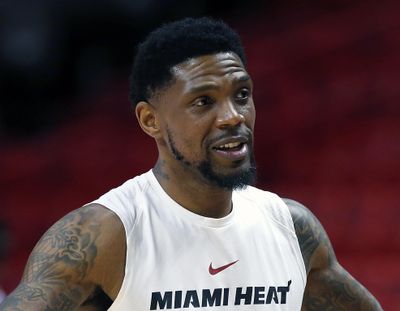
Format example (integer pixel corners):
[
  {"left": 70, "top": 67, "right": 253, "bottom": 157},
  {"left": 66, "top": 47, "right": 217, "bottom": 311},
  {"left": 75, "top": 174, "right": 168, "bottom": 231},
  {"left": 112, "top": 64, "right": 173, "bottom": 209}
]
[
  {"left": 213, "top": 141, "right": 244, "bottom": 151},
  {"left": 212, "top": 141, "right": 248, "bottom": 161}
]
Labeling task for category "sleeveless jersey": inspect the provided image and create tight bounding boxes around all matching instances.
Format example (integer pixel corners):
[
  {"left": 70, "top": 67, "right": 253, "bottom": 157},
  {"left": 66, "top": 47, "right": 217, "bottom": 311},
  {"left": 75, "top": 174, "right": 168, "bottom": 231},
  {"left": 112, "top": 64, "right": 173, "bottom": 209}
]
[{"left": 91, "top": 170, "right": 306, "bottom": 310}]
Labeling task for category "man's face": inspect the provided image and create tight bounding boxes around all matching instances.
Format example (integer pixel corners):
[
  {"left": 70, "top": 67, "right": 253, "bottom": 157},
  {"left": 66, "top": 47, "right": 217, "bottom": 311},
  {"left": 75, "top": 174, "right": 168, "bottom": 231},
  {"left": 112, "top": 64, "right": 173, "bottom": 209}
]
[{"left": 153, "top": 52, "right": 256, "bottom": 190}]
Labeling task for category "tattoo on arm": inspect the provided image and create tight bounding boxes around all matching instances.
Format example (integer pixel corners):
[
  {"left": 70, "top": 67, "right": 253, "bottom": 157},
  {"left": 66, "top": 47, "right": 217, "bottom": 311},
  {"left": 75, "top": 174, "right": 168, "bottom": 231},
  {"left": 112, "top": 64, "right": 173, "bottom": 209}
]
[
  {"left": 303, "top": 265, "right": 383, "bottom": 311},
  {"left": 0, "top": 207, "right": 102, "bottom": 311},
  {"left": 285, "top": 198, "right": 335, "bottom": 272},
  {"left": 285, "top": 199, "right": 383, "bottom": 311}
]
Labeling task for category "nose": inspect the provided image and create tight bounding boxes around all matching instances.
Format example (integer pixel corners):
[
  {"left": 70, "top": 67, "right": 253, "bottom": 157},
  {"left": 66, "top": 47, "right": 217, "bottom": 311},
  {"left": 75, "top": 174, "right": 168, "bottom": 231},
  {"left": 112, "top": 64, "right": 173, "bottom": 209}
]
[{"left": 215, "top": 101, "right": 245, "bottom": 129}]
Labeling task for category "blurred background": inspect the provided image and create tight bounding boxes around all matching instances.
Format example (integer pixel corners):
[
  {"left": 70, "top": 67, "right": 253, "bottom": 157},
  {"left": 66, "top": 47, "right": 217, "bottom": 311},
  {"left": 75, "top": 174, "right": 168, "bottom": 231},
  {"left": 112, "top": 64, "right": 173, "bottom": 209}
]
[{"left": 0, "top": 0, "right": 399, "bottom": 309}]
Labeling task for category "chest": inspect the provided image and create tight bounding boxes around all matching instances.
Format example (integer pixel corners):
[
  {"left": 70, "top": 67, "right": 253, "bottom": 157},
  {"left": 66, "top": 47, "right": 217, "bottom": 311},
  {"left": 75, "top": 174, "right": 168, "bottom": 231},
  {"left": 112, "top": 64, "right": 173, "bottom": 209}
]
[{"left": 113, "top": 209, "right": 305, "bottom": 310}]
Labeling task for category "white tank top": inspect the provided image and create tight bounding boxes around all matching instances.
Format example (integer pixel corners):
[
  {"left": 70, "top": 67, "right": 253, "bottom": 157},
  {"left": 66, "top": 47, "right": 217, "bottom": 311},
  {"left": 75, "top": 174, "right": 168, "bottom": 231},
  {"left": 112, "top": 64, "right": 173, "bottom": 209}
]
[{"left": 92, "top": 170, "right": 306, "bottom": 310}]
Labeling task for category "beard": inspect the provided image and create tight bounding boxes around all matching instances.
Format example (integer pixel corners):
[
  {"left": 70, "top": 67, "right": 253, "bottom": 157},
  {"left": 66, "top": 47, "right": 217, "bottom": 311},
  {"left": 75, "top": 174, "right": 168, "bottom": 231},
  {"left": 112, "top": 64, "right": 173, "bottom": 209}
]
[{"left": 167, "top": 128, "right": 257, "bottom": 191}]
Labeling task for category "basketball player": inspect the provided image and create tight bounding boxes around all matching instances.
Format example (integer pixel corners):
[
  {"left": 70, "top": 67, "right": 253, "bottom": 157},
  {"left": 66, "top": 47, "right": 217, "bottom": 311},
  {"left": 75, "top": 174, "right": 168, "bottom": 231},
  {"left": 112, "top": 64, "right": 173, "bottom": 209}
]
[{"left": 0, "top": 18, "right": 382, "bottom": 310}]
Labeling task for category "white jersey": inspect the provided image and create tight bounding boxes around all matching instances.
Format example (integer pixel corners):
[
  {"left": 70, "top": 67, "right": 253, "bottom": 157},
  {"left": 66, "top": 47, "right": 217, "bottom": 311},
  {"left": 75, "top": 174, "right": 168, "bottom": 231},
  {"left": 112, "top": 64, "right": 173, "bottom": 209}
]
[{"left": 92, "top": 170, "right": 306, "bottom": 310}]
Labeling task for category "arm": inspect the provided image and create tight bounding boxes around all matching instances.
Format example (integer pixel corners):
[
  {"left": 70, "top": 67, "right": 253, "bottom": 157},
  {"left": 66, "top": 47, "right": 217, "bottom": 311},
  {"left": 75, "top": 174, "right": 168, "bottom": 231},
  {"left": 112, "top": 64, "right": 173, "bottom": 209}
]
[
  {"left": 0, "top": 204, "right": 125, "bottom": 311},
  {"left": 284, "top": 199, "right": 383, "bottom": 311}
]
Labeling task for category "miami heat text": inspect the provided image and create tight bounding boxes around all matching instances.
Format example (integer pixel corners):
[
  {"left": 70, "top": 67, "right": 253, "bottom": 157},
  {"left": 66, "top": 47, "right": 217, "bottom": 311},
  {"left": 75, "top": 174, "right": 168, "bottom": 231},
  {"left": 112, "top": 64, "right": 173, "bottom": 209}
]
[{"left": 150, "top": 281, "right": 292, "bottom": 309}]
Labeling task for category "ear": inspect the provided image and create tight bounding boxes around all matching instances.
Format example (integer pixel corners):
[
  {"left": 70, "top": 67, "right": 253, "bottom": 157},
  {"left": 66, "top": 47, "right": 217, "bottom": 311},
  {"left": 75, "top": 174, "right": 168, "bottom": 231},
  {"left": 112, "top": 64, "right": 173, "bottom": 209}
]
[{"left": 135, "top": 101, "right": 161, "bottom": 138}]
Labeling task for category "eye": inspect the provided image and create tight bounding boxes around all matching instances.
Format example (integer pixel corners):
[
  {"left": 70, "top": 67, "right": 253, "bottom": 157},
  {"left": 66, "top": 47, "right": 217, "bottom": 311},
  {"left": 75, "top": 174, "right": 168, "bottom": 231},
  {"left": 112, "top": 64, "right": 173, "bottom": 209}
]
[
  {"left": 193, "top": 96, "right": 214, "bottom": 107},
  {"left": 235, "top": 88, "right": 250, "bottom": 103}
]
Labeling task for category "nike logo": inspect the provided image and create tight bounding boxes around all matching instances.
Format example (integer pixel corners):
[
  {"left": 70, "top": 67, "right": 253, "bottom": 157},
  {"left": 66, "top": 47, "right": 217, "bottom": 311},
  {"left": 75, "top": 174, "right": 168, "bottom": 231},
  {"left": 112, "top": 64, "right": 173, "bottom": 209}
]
[{"left": 209, "top": 260, "right": 239, "bottom": 275}]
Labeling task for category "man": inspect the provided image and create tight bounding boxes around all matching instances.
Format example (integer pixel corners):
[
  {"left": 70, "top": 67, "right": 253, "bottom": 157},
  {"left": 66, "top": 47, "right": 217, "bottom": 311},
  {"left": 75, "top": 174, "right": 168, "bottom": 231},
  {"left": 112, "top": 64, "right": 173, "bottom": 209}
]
[{"left": 0, "top": 17, "right": 382, "bottom": 310}]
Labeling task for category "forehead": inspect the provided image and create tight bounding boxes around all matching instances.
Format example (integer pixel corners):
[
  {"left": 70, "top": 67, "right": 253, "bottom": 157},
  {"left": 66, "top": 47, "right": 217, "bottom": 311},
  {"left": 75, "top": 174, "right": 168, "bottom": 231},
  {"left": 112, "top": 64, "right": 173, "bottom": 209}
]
[{"left": 171, "top": 52, "right": 250, "bottom": 93}]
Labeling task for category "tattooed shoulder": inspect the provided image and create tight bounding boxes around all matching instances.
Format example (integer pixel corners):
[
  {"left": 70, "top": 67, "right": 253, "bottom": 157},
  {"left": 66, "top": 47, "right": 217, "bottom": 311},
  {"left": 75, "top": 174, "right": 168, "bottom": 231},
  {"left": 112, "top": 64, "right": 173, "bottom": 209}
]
[
  {"left": 284, "top": 198, "right": 335, "bottom": 273},
  {"left": 25, "top": 205, "right": 103, "bottom": 282},
  {"left": 0, "top": 204, "right": 114, "bottom": 311}
]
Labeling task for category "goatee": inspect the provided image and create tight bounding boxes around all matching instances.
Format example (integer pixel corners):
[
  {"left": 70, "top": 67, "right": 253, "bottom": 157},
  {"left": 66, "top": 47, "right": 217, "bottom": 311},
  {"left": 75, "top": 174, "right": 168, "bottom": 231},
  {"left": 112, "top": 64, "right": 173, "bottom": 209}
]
[{"left": 167, "top": 128, "right": 257, "bottom": 190}]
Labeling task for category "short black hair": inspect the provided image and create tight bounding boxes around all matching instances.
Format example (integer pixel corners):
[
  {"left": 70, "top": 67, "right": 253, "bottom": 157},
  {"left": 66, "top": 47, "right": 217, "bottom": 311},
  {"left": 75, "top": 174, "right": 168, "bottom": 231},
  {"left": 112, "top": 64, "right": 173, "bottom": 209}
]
[{"left": 130, "top": 17, "right": 246, "bottom": 106}]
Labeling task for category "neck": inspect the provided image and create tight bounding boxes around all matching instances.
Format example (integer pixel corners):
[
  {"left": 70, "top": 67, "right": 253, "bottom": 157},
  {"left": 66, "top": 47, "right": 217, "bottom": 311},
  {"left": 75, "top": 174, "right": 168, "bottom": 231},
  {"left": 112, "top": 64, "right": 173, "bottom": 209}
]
[{"left": 152, "top": 158, "right": 233, "bottom": 218}]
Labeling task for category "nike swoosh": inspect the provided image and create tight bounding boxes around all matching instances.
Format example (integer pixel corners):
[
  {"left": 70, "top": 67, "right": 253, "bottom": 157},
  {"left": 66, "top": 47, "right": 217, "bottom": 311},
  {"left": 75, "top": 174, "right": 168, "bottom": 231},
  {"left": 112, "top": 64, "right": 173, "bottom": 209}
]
[{"left": 209, "top": 260, "right": 239, "bottom": 275}]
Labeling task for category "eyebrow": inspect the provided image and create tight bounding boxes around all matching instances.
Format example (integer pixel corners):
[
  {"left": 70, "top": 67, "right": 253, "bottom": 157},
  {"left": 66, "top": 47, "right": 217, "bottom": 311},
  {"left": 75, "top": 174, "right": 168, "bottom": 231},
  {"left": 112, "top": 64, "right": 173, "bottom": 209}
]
[
  {"left": 187, "top": 74, "right": 252, "bottom": 94},
  {"left": 234, "top": 74, "right": 251, "bottom": 83}
]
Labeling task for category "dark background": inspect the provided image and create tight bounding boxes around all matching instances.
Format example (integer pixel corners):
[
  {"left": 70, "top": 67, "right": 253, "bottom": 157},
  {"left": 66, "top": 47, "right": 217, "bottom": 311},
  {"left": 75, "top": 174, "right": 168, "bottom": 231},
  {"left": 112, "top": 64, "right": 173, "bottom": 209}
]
[{"left": 1, "top": 0, "right": 399, "bottom": 309}]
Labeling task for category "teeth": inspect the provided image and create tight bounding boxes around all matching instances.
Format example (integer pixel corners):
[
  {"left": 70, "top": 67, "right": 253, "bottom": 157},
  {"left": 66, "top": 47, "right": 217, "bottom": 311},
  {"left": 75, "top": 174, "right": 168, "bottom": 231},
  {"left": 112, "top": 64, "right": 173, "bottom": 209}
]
[{"left": 217, "top": 142, "right": 241, "bottom": 149}]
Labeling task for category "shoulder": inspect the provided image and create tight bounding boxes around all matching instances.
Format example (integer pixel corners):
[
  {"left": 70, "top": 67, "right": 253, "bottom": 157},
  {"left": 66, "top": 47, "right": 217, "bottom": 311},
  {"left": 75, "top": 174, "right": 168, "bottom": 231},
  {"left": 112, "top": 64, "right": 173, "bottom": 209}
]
[
  {"left": 0, "top": 204, "right": 125, "bottom": 310},
  {"left": 283, "top": 198, "right": 319, "bottom": 232},
  {"left": 34, "top": 203, "right": 123, "bottom": 268},
  {"left": 40, "top": 204, "right": 126, "bottom": 292},
  {"left": 93, "top": 173, "right": 151, "bottom": 230},
  {"left": 68, "top": 204, "right": 126, "bottom": 299},
  {"left": 44, "top": 203, "right": 125, "bottom": 255},
  {"left": 37, "top": 204, "right": 126, "bottom": 297},
  {"left": 283, "top": 198, "right": 335, "bottom": 274},
  {"left": 236, "top": 187, "right": 298, "bottom": 235},
  {"left": 47, "top": 203, "right": 125, "bottom": 303}
]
